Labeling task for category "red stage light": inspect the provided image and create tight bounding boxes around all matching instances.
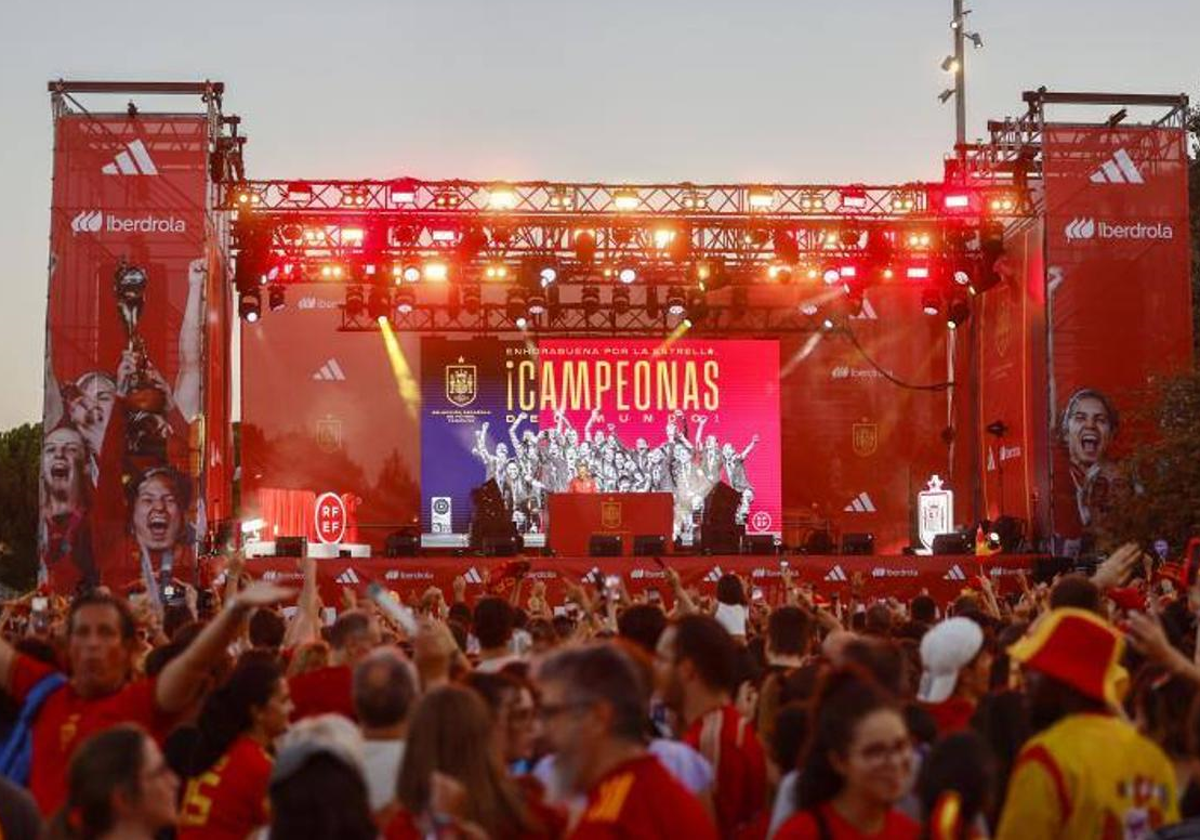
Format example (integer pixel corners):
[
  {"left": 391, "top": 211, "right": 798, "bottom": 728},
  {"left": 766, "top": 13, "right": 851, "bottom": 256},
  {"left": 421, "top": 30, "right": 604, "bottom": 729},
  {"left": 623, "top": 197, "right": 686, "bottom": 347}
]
[
  {"left": 431, "top": 228, "right": 459, "bottom": 244},
  {"left": 906, "top": 264, "right": 931, "bottom": 281},
  {"left": 922, "top": 289, "right": 941, "bottom": 316},
  {"left": 341, "top": 188, "right": 368, "bottom": 207},
  {"left": 573, "top": 229, "right": 597, "bottom": 263},
  {"left": 840, "top": 188, "right": 868, "bottom": 210},
  {"left": 484, "top": 264, "right": 508, "bottom": 280},
  {"left": 389, "top": 179, "right": 418, "bottom": 204},
  {"left": 286, "top": 181, "right": 313, "bottom": 202},
  {"left": 423, "top": 261, "right": 449, "bottom": 282}
]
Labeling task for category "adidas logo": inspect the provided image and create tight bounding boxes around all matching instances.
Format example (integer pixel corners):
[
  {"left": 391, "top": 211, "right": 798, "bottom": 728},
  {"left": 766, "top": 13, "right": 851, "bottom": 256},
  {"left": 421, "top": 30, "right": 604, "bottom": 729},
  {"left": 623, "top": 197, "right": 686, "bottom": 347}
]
[
  {"left": 463, "top": 567, "right": 484, "bottom": 585},
  {"left": 312, "top": 358, "right": 347, "bottom": 381},
  {"left": 1088, "top": 148, "right": 1144, "bottom": 185},
  {"left": 335, "top": 568, "right": 360, "bottom": 585},
  {"left": 843, "top": 492, "right": 877, "bottom": 513},
  {"left": 703, "top": 566, "right": 725, "bottom": 583},
  {"left": 101, "top": 139, "right": 159, "bottom": 176},
  {"left": 849, "top": 297, "right": 879, "bottom": 320},
  {"left": 824, "top": 565, "right": 848, "bottom": 582},
  {"left": 943, "top": 564, "right": 967, "bottom": 582},
  {"left": 262, "top": 570, "right": 280, "bottom": 582},
  {"left": 70, "top": 210, "right": 103, "bottom": 234}
]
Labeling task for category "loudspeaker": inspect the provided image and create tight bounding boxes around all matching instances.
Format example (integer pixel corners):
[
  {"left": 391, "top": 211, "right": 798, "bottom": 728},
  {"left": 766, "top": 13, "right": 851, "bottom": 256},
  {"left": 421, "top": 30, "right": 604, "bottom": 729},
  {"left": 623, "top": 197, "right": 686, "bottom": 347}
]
[
  {"left": 275, "top": 536, "right": 306, "bottom": 558},
  {"left": 589, "top": 534, "right": 623, "bottom": 557},
  {"left": 633, "top": 535, "right": 667, "bottom": 556},
  {"left": 740, "top": 534, "right": 777, "bottom": 555},
  {"left": 841, "top": 533, "right": 875, "bottom": 556},
  {"left": 384, "top": 529, "right": 420, "bottom": 558},
  {"left": 932, "top": 532, "right": 973, "bottom": 555}
]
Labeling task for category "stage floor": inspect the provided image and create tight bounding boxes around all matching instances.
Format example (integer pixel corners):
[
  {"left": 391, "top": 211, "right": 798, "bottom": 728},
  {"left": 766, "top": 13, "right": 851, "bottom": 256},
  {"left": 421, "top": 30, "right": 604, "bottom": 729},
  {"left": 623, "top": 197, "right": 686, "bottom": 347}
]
[{"left": 240, "top": 553, "right": 1039, "bottom": 606}]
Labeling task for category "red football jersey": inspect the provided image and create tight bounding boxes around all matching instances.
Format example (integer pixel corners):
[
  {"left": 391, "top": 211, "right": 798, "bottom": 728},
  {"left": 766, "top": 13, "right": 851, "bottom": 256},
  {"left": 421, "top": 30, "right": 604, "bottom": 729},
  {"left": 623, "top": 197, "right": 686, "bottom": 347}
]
[
  {"left": 11, "top": 654, "right": 173, "bottom": 815},
  {"left": 774, "top": 804, "right": 920, "bottom": 840},
  {"left": 569, "top": 754, "right": 717, "bottom": 840},
  {"left": 288, "top": 664, "right": 355, "bottom": 721},
  {"left": 178, "top": 735, "right": 272, "bottom": 839},
  {"left": 682, "top": 705, "right": 768, "bottom": 838}
]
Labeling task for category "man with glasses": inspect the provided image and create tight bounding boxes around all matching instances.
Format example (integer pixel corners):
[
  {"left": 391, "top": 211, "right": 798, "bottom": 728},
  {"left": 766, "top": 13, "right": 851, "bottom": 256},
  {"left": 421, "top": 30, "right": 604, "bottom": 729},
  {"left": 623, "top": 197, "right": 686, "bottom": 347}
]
[{"left": 537, "top": 644, "right": 716, "bottom": 839}]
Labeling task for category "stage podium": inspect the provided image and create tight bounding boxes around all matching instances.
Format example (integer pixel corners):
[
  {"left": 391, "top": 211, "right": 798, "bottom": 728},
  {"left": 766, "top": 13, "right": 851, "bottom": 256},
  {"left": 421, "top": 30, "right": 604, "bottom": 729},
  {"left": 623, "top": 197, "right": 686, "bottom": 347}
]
[{"left": 547, "top": 492, "right": 674, "bottom": 557}]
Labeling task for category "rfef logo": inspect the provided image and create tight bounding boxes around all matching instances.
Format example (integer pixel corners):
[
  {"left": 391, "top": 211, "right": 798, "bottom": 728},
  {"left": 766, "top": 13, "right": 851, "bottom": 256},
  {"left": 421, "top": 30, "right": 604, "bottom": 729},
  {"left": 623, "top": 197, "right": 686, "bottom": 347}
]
[{"left": 314, "top": 491, "right": 347, "bottom": 544}]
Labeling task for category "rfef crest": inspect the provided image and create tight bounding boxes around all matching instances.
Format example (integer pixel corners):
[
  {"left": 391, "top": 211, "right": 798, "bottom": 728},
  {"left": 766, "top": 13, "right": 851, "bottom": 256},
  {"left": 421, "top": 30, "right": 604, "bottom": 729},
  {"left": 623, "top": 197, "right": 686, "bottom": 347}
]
[{"left": 446, "top": 359, "right": 477, "bottom": 407}]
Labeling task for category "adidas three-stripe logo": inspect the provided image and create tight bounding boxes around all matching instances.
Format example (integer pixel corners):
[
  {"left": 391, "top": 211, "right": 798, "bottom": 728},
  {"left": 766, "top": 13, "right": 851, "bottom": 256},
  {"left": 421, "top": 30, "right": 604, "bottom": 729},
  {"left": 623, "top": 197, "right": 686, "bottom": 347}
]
[
  {"left": 102, "top": 140, "right": 159, "bottom": 176},
  {"left": 312, "top": 358, "right": 346, "bottom": 381},
  {"left": 463, "top": 567, "right": 484, "bottom": 584},
  {"left": 943, "top": 565, "right": 967, "bottom": 582},
  {"left": 1089, "top": 148, "right": 1144, "bottom": 185},
  {"left": 824, "top": 565, "right": 848, "bottom": 582},
  {"left": 704, "top": 566, "right": 725, "bottom": 583},
  {"left": 335, "top": 568, "right": 360, "bottom": 585},
  {"left": 843, "top": 492, "right": 877, "bottom": 513}
]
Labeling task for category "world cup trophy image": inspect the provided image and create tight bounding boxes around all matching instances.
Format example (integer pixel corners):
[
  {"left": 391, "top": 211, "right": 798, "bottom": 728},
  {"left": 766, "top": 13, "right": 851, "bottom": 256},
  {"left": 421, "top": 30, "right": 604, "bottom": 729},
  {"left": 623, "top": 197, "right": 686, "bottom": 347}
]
[{"left": 114, "top": 260, "right": 168, "bottom": 459}]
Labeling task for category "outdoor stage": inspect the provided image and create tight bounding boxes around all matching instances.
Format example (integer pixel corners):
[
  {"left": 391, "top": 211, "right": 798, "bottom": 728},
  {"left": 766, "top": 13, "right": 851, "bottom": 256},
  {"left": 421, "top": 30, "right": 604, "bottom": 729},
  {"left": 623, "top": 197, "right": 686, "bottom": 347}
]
[{"left": 241, "top": 553, "right": 1040, "bottom": 607}]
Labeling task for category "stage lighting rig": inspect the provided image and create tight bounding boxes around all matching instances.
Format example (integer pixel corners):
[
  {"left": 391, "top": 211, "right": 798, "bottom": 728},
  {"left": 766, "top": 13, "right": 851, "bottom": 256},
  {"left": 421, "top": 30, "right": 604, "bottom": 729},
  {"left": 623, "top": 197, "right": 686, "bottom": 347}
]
[
  {"left": 483, "top": 263, "right": 508, "bottom": 281},
  {"left": 389, "top": 178, "right": 418, "bottom": 204},
  {"left": 617, "top": 266, "right": 637, "bottom": 285},
  {"left": 462, "top": 286, "right": 481, "bottom": 315},
  {"left": 581, "top": 286, "right": 601, "bottom": 317},
  {"left": 506, "top": 289, "right": 527, "bottom": 320},
  {"left": 839, "top": 188, "right": 868, "bottom": 211},
  {"left": 890, "top": 192, "right": 917, "bottom": 213},
  {"left": 344, "top": 286, "right": 365, "bottom": 318},
  {"left": 488, "top": 183, "right": 518, "bottom": 210},
  {"left": 268, "top": 285, "right": 286, "bottom": 311},
  {"left": 527, "top": 289, "right": 548, "bottom": 316},
  {"left": 613, "top": 190, "right": 640, "bottom": 211},
  {"left": 547, "top": 187, "right": 575, "bottom": 210},
  {"left": 773, "top": 228, "right": 800, "bottom": 264},
  {"left": 432, "top": 190, "right": 463, "bottom": 209},
  {"left": 319, "top": 263, "right": 345, "bottom": 280},
  {"left": 341, "top": 187, "right": 368, "bottom": 207},
  {"left": 665, "top": 287, "right": 686, "bottom": 317},
  {"left": 946, "top": 295, "right": 970, "bottom": 330},
  {"left": 423, "top": 261, "right": 449, "bottom": 282},
  {"left": 921, "top": 288, "right": 941, "bottom": 316},
  {"left": 239, "top": 289, "right": 261, "bottom": 322},
  {"left": 286, "top": 181, "right": 313, "bottom": 203},
  {"left": 368, "top": 286, "right": 391, "bottom": 319},
  {"left": 573, "top": 229, "right": 597, "bottom": 263},
  {"left": 539, "top": 266, "right": 559, "bottom": 287},
  {"left": 680, "top": 190, "right": 707, "bottom": 210},
  {"left": 612, "top": 286, "right": 631, "bottom": 315},
  {"left": 748, "top": 188, "right": 775, "bottom": 211},
  {"left": 799, "top": 192, "right": 824, "bottom": 213}
]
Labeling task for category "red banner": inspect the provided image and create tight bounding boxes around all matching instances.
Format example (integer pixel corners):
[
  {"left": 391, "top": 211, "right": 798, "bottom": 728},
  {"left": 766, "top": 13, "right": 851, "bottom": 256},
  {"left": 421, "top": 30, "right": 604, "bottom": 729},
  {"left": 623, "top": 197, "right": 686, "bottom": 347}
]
[
  {"left": 237, "top": 553, "right": 1038, "bottom": 609},
  {"left": 40, "top": 114, "right": 212, "bottom": 595},
  {"left": 1043, "top": 127, "right": 1192, "bottom": 549}
]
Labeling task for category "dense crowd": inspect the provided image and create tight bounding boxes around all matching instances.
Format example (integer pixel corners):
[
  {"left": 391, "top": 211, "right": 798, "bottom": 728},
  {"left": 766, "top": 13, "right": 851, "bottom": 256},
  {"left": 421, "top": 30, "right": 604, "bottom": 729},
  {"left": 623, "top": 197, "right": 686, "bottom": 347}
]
[{"left": 0, "top": 540, "right": 1197, "bottom": 839}]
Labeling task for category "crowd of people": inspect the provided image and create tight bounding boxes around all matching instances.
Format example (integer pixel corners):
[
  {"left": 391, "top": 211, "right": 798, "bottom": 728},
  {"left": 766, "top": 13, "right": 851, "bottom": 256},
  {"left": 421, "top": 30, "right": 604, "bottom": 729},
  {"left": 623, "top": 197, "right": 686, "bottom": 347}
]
[{"left": 0, "top": 539, "right": 1197, "bottom": 838}]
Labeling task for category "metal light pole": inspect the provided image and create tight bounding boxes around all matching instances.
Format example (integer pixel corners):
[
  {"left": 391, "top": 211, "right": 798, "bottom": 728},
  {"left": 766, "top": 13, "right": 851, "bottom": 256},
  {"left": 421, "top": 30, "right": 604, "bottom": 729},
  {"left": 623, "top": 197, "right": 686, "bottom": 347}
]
[{"left": 952, "top": 0, "right": 966, "bottom": 153}]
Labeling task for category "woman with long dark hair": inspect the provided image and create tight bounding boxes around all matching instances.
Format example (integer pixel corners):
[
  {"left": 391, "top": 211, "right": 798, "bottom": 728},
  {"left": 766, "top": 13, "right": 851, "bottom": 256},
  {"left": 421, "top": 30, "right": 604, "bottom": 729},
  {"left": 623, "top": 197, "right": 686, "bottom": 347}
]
[
  {"left": 775, "top": 668, "right": 919, "bottom": 839},
  {"left": 386, "top": 685, "right": 562, "bottom": 839},
  {"left": 178, "top": 654, "right": 292, "bottom": 839},
  {"left": 46, "top": 724, "right": 179, "bottom": 840}
]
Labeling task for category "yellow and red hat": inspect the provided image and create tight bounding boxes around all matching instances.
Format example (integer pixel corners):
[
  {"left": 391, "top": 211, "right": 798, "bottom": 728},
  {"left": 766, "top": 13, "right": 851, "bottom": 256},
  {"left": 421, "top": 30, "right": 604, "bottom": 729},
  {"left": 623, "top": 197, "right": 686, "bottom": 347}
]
[{"left": 1008, "top": 607, "right": 1128, "bottom": 708}]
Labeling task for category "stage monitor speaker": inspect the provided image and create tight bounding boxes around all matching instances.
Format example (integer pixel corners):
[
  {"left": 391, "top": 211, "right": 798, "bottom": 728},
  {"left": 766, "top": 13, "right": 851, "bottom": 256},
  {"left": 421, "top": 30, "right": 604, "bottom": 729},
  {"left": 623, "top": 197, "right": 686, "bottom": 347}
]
[
  {"left": 385, "top": 529, "right": 421, "bottom": 558},
  {"left": 482, "top": 534, "right": 524, "bottom": 557},
  {"left": 841, "top": 533, "right": 875, "bottom": 556},
  {"left": 275, "top": 536, "right": 306, "bottom": 558},
  {"left": 931, "top": 533, "right": 973, "bottom": 555},
  {"left": 589, "top": 534, "right": 623, "bottom": 557},
  {"left": 633, "top": 535, "right": 666, "bottom": 557},
  {"left": 741, "top": 534, "right": 777, "bottom": 556},
  {"left": 803, "top": 530, "right": 835, "bottom": 555}
]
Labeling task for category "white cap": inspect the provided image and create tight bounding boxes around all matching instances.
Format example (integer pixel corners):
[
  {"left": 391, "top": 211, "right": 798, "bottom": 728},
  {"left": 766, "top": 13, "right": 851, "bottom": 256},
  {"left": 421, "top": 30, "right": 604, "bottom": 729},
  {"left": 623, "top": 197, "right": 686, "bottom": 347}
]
[{"left": 917, "top": 617, "right": 984, "bottom": 704}]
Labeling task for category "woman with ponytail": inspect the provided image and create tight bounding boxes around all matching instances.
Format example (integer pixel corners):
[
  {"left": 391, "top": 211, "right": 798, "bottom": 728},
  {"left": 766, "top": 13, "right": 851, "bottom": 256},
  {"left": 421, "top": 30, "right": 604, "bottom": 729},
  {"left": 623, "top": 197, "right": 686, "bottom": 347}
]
[
  {"left": 47, "top": 724, "right": 179, "bottom": 840},
  {"left": 775, "top": 667, "right": 919, "bottom": 840},
  {"left": 177, "top": 653, "right": 293, "bottom": 839}
]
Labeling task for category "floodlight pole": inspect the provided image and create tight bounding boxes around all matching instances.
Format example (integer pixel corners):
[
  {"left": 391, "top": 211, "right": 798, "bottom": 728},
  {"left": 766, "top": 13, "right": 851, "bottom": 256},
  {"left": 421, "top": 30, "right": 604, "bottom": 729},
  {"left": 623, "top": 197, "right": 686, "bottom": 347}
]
[{"left": 953, "top": 0, "right": 967, "bottom": 159}]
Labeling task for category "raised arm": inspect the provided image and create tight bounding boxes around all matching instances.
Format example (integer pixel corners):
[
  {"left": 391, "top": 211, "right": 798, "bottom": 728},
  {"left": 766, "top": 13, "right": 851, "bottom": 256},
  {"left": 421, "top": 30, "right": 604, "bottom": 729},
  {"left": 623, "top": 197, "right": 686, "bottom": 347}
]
[
  {"left": 740, "top": 434, "right": 760, "bottom": 460},
  {"left": 156, "top": 581, "right": 294, "bottom": 715},
  {"left": 509, "top": 412, "right": 527, "bottom": 453},
  {"left": 584, "top": 408, "right": 600, "bottom": 442},
  {"left": 173, "top": 258, "right": 205, "bottom": 422},
  {"left": 694, "top": 416, "right": 707, "bottom": 449}
]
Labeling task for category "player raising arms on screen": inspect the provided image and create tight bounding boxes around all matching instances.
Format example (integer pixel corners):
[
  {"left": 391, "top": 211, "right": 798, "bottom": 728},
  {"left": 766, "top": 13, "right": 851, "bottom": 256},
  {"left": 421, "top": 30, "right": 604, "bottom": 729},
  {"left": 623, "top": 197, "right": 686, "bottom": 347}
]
[{"left": 472, "top": 422, "right": 509, "bottom": 483}]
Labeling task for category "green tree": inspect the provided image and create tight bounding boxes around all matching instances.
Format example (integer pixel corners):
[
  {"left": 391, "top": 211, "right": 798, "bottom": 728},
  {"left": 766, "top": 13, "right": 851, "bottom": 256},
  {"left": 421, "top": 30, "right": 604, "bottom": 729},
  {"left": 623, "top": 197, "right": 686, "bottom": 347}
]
[{"left": 0, "top": 423, "right": 42, "bottom": 592}]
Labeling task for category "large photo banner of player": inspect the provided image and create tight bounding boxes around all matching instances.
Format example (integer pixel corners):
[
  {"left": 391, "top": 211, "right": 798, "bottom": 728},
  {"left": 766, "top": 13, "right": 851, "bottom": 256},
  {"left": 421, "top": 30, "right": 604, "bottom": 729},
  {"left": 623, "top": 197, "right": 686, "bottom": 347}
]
[
  {"left": 420, "top": 337, "right": 782, "bottom": 539},
  {"left": 1043, "top": 125, "right": 1191, "bottom": 553},
  {"left": 40, "top": 114, "right": 210, "bottom": 598}
]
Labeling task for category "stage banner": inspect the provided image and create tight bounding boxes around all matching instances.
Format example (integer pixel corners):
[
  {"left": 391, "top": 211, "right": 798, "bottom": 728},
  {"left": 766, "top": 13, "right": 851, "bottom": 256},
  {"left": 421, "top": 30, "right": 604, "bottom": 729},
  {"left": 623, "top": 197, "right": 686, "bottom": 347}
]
[
  {"left": 976, "top": 221, "right": 1047, "bottom": 533},
  {"left": 41, "top": 114, "right": 210, "bottom": 596},
  {"left": 420, "top": 338, "right": 783, "bottom": 539},
  {"left": 1043, "top": 126, "right": 1192, "bottom": 550},
  {"left": 240, "top": 283, "right": 422, "bottom": 547}
]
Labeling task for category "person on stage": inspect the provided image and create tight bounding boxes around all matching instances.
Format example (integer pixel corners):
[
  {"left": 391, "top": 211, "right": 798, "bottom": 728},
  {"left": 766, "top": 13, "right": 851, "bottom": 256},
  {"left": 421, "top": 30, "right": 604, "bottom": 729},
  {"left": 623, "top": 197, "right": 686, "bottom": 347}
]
[{"left": 567, "top": 462, "right": 598, "bottom": 494}]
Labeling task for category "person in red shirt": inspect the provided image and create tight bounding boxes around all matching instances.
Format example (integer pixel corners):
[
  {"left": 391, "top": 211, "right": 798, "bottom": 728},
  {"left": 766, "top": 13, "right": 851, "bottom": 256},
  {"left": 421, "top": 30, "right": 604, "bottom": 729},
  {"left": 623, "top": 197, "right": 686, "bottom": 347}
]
[
  {"left": 0, "top": 580, "right": 293, "bottom": 815},
  {"left": 917, "top": 617, "right": 991, "bottom": 737},
  {"left": 655, "top": 614, "right": 767, "bottom": 837},
  {"left": 537, "top": 643, "right": 717, "bottom": 840},
  {"left": 289, "top": 609, "right": 379, "bottom": 721},
  {"left": 774, "top": 668, "right": 919, "bottom": 840},
  {"left": 385, "top": 684, "right": 562, "bottom": 839},
  {"left": 178, "top": 654, "right": 294, "bottom": 839},
  {"left": 567, "top": 463, "right": 597, "bottom": 494}
]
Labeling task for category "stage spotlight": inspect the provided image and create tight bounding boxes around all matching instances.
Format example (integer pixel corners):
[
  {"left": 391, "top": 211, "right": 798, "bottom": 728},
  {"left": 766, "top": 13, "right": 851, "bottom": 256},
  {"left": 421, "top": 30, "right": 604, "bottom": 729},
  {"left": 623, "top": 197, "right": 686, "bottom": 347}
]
[
  {"left": 947, "top": 296, "right": 970, "bottom": 330},
  {"left": 341, "top": 227, "right": 365, "bottom": 246},
  {"left": 395, "top": 290, "right": 415, "bottom": 315},
  {"left": 680, "top": 191, "right": 707, "bottom": 210},
  {"left": 921, "top": 288, "right": 941, "bottom": 316},
  {"left": 268, "top": 285, "right": 286, "bottom": 311},
  {"left": 239, "top": 290, "right": 261, "bottom": 322},
  {"left": 344, "top": 286, "right": 365, "bottom": 318},
  {"left": 890, "top": 192, "right": 917, "bottom": 212},
  {"left": 320, "top": 263, "right": 345, "bottom": 280},
  {"left": 952, "top": 269, "right": 972, "bottom": 287},
  {"left": 905, "top": 231, "right": 933, "bottom": 250},
  {"left": 840, "top": 188, "right": 868, "bottom": 210},
  {"left": 488, "top": 183, "right": 518, "bottom": 210},
  {"left": 430, "top": 228, "right": 458, "bottom": 244},
  {"left": 613, "top": 190, "right": 640, "bottom": 211},
  {"left": 548, "top": 187, "right": 575, "bottom": 210},
  {"left": 906, "top": 264, "right": 932, "bottom": 281},
  {"left": 286, "top": 181, "right": 313, "bottom": 203},
  {"left": 988, "top": 194, "right": 1017, "bottom": 213},
  {"left": 581, "top": 286, "right": 601, "bottom": 317},
  {"left": 821, "top": 316, "right": 835, "bottom": 331},
  {"left": 527, "top": 289, "right": 547, "bottom": 316},
  {"left": 389, "top": 178, "right": 418, "bottom": 204},
  {"left": 432, "top": 190, "right": 462, "bottom": 209},
  {"left": 799, "top": 192, "right": 824, "bottom": 212},
  {"left": 743, "top": 227, "right": 770, "bottom": 247},
  {"left": 800, "top": 302, "right": 820, "bottom": 316},
  {"left": 539, "top": 266, "right": 558, "bottom": 287},
  {"left": 368, "top": 286, "right": 390, "bottom": 319},
  {"left": 665, "top": 287, "right": 686, "bottom": 317},
  {"left": 748, "top": 188, "right": 775, "bottom": 210},
  {"left": 506, "top": 289, "right": 527, "bottom": 320},
  {"left": 943, "top": 191, "right": 972, "bottom": 210},
  {"left": 767, "top": 264, "right": 793, "bottom": 282},
  {"left": 396, "top": 264, "right": 420, "bottom": 284},
  {"left": 652, "top": 227, "right": 676, "bottom": 251},
  {"left": 773, "top": 229, "right": 800, "bottom": 264},
  {"left": 822, "top": 267, "right": 841, "bottom": 285},
  {"left": 515, "top": 316, "right": 528, "bottom": 330},
  {"left": 462, "top": 286, "right": 481, "bottom": 314},
  {"left": 618, "top": 267, "right": 637, "bottom": 284},
  {"left": 573, "top": 229, "right": 597, "bottom": 263},
  {"left": 612, "top": 286, "right": 631, "bottom": 314},
  {"left": 341, "top": 187, "right": 368, "bottom": 207},
  {"left": 423, "top": 261, "right": 449, "bottom": 282},
  {"left": 484, "top": 264, "right": 508, "bottom": 281}
]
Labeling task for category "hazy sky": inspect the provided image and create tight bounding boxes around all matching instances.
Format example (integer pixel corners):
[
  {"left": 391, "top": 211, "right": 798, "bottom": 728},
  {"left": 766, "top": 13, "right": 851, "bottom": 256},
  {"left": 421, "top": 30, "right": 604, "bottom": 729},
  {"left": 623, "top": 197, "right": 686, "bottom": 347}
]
[{"left": 0, "top": 0, "right": 1195, "bottom": 429}]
